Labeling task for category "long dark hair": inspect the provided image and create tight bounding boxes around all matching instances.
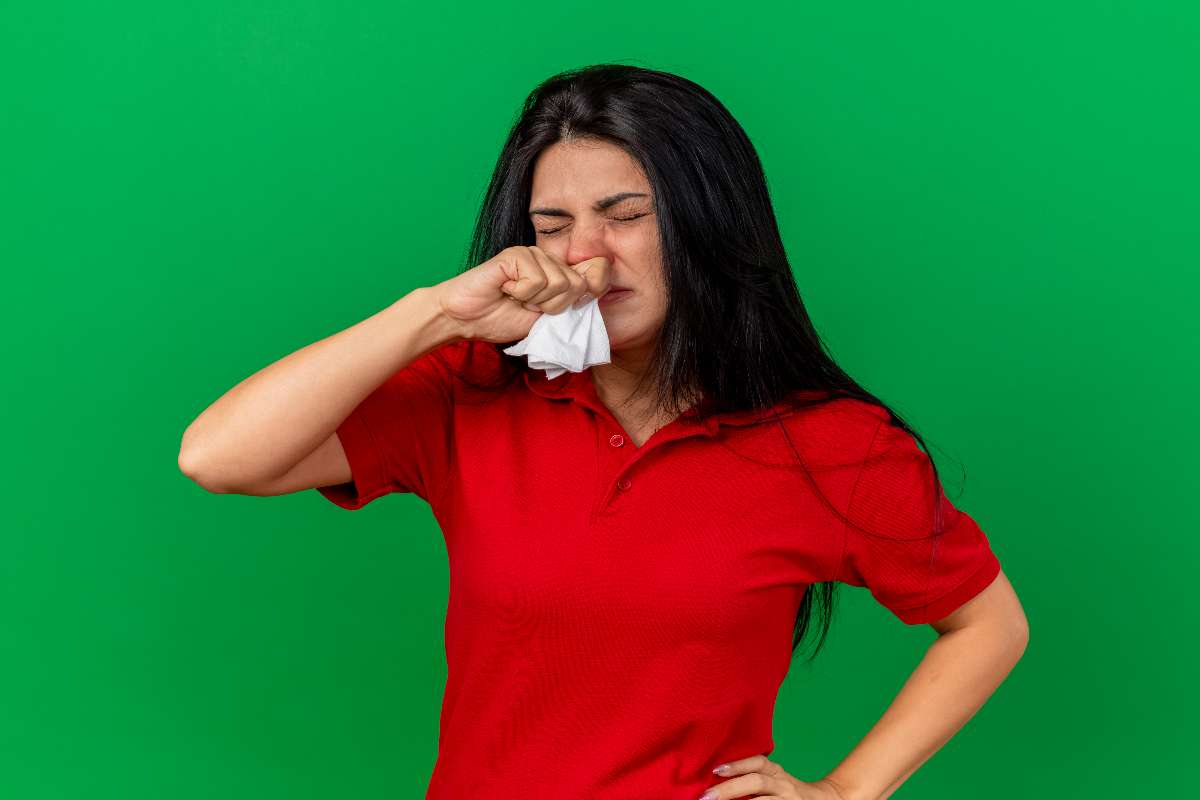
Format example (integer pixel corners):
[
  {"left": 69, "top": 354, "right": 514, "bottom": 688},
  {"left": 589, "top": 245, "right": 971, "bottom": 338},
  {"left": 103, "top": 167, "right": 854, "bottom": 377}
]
[{"left": 446, "top": 63, "right": 960, "bottom": 664}]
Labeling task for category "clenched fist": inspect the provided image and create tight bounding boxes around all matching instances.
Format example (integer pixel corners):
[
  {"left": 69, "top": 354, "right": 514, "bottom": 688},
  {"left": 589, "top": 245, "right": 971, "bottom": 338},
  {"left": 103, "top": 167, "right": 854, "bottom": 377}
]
[{"left": 432, "top": 246, "right": 612, "bottom": 343}]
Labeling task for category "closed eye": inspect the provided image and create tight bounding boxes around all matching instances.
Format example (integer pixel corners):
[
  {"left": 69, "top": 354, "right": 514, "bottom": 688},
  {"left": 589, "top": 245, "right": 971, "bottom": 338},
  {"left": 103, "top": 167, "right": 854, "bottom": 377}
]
[{"left": 535, "top": 212, "right": 649, "bottom": 237}]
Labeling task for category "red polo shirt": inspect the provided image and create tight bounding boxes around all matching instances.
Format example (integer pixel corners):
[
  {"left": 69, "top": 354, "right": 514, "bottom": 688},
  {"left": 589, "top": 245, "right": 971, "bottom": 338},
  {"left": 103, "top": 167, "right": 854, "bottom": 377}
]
[{"left": 318, "top": 339, "right": 1002, "bottom": 799}]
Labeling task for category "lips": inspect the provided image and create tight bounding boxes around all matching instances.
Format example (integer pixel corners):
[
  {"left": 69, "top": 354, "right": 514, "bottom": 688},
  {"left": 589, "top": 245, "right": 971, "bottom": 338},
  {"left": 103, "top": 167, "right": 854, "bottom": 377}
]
[{"left": 599, "top": 288, "right": 633, "bottom": 306}]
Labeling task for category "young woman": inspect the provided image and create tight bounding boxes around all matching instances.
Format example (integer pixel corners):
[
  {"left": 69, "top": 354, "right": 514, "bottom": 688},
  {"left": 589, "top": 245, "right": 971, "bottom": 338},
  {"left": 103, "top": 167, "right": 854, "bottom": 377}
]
[{"left": 180, "top": 64, "right": 1028, "bottom": 800}]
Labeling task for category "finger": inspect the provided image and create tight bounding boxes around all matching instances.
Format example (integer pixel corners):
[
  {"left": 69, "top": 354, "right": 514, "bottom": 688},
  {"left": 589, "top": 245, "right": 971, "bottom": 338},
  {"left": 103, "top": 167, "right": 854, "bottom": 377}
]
[
  {"left": 499, "top": 247, "right": 549, "bottom": 305},
  {"left": 513, "top": 247, "right": 581, "bottom": 314},
  {"left": 712, "top": 754, "right": 773, "bottom": 777},
  {"left": 521, "top": 246, "right": 580, "bottom": 312},
  {"left": 699, "top": 770, "right": 790, "bottom": 800},
  {"left": 573, "top": 255, "right": 612, "bottom": 299}
]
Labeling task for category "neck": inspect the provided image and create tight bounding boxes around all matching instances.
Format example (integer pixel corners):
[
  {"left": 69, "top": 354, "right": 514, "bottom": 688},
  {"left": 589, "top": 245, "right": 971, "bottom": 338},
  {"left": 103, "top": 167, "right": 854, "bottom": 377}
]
[
  {"left": 589, "top": 355, "right": 651, "bottom": 411},
  {"left": 589, "top": 349, "right": 702, "bottom": 424}
]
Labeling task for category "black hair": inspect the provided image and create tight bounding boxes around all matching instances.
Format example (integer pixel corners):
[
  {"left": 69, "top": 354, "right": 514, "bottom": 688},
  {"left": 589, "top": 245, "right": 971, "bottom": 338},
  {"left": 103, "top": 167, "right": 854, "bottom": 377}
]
[{"left": 447, "top": 62, "right": 962, "bottom": 664}]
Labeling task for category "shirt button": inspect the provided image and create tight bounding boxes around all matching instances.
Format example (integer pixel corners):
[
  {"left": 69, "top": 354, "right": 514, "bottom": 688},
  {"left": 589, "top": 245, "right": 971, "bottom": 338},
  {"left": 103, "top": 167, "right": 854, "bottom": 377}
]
[
  {"left": 616, "top": 477, "right": 632, "bottom": 491},
  {"left": 609, "top": 433, "right": 625, "bottom": 447}
]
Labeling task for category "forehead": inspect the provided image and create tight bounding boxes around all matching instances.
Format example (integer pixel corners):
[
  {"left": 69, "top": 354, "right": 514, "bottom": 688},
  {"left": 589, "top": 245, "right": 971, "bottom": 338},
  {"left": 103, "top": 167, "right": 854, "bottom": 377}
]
[{"left": 529, "top": 139, "right": 650, "bottom": 204}]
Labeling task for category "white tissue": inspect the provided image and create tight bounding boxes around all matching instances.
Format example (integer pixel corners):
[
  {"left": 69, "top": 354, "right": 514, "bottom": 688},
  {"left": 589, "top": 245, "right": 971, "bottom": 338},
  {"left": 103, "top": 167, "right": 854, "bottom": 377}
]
[{"left": 503, "top": 294, "right": 611, "bottom": 379}]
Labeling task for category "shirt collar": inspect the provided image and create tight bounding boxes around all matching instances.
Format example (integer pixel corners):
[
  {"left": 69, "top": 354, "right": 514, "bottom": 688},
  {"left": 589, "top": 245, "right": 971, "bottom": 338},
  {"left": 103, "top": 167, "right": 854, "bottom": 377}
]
[{"left": 521, "top": 368, "right": 799, "bottom": 431}]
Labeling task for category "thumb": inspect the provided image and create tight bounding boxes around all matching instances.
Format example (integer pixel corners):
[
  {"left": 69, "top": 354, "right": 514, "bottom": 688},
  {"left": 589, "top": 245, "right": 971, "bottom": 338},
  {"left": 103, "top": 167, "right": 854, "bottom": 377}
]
[{"left": 573, "top": 256, "right": 612, "bottom": 298}]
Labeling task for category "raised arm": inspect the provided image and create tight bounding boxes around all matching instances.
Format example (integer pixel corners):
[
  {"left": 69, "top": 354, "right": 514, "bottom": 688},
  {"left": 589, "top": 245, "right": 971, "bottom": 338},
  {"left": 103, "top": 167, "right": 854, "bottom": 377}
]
[
  {"left": 178, "top": 246, "right": 613, "bottom": 497},
  {"left": 177, "top": 286, "right": 464, "bottom": 494}
]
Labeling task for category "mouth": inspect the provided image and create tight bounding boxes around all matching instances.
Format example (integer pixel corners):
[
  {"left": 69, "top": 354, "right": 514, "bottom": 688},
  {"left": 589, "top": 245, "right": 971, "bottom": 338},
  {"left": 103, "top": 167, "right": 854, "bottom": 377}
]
[{"left": 599, "top": 287, "right": 633, "bottom": 306}]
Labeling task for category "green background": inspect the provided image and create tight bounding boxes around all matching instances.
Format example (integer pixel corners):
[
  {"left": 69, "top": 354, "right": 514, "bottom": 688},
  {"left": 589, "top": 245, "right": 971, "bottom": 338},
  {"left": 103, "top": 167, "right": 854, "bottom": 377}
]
[{"left": 3, "top": 1, "right": 1195, "bottom": 797}]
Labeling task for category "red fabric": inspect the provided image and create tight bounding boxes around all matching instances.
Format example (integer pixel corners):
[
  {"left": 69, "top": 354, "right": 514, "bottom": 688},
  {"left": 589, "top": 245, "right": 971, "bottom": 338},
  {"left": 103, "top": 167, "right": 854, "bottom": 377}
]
[{"left": 318, "top": 339, "right": 1002, "bottom": 799}]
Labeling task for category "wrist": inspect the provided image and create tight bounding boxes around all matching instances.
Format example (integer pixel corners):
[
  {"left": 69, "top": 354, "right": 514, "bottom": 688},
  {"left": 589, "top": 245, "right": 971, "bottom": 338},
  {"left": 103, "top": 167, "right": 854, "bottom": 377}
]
[
  {"left": 817, "top": 775, "right": 874, "bottom": 800},
  {"left": 410, "top": 284, "right": 471, "bottom": 344}
]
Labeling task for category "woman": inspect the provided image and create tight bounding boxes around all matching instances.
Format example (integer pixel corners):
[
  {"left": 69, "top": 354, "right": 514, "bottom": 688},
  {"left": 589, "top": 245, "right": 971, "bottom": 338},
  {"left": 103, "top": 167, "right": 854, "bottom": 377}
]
[{"left": 180, "top": 64, "right": 1029, "bottom": 800}]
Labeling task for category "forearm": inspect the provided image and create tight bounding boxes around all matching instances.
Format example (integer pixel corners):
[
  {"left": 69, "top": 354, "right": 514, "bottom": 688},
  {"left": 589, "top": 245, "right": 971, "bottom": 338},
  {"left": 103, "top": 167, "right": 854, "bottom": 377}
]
[
  {"left": 821, "top": 622, "right": 1027, "bottom": 800},
  {"left": 179, "top": 286, "right": 463, "bottom": 490}
]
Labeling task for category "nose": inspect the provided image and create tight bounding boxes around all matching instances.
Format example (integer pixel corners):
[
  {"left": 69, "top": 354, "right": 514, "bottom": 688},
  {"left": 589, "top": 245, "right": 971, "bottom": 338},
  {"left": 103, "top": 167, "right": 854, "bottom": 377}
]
[{"left": 563, "top": 220, "right": 614, "bottom": 269}]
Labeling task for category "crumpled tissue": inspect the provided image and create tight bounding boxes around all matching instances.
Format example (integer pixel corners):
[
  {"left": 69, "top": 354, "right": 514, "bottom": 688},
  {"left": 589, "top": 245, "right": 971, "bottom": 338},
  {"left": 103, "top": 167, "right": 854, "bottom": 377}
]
[{"left": 503, "top": 293, "right": 611, "bottom": 379}]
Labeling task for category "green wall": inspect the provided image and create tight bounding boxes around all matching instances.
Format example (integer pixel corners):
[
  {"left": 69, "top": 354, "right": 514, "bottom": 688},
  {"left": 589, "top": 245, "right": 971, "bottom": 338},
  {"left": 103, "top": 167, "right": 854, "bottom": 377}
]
[{"left": 3, "top": 1, "right": 1195, "bottom": 797}]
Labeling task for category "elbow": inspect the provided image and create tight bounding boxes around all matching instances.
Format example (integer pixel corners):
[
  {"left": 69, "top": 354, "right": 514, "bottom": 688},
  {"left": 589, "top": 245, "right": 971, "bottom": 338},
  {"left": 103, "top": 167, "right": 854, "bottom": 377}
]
[
  {"left": 179, "top": 446, "right": 229, "bottom": 494},
  {"left": 1013, "top": 613, "right": 1031, "bottom": 659},
  {"left": 178, "top": 428, "right": 235, "bottom": 494},
  {"left": 1003, "top": 609, "right": 1032, "bottom": 666}
]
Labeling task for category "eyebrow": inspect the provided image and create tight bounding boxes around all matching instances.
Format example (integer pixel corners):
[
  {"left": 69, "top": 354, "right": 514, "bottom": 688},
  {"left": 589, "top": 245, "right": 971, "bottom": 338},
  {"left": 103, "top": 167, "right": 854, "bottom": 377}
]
[{"left": 528, "top": 191, "right": 650, "bottom": 217}]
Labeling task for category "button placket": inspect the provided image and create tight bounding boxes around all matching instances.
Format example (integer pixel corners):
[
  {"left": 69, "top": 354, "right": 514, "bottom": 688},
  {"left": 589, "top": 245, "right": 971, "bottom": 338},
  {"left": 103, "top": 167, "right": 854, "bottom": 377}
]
[
  {"left": 603, "top": 429, "right": 632, "bottom": 498},
  {"left": 596, "top": 421, "right": 713, "bottom": 510},
  {"left": 592, "top": 423, "right": 632, "bottom": 516},
  {"left": 532, "top": 369, "right": 722, "bottom": 519}
]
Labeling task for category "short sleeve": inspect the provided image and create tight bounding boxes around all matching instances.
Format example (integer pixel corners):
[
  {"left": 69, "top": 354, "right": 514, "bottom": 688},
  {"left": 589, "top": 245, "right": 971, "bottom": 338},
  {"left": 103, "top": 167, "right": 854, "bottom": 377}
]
[
  {"left": 316, "top": 340, "right": 464, "bottom": 510},
  {"left": 836, "top": 414, "right": 1001, "bottom": 625}
]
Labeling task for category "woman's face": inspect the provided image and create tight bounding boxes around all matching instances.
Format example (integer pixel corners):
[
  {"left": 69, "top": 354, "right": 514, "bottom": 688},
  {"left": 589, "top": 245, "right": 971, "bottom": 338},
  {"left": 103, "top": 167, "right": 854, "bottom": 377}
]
[{"left": 528, "top": 138, "right": 665, "bottom": 353}]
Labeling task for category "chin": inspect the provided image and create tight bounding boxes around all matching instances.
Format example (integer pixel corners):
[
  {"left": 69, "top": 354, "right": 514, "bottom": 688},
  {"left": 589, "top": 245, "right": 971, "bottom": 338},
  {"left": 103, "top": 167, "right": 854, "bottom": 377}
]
[{"left": 604, "top": 326, "right": 655, "bottom": 350}]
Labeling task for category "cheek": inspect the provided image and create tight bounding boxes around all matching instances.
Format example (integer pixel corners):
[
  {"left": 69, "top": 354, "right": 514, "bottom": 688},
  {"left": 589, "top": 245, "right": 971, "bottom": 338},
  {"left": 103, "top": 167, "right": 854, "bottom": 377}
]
[
  {"left": 622, "top": 233, "right": 664, "bottom": 280},
  {"left": 615, "top": 223, "right": 659, "bottom": 255},
  {"left": 609, "top": 228, "right": 666, "bottom": 307},
  {"left": 636, "top": 227, "right": 663, "bottom": 260}
]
